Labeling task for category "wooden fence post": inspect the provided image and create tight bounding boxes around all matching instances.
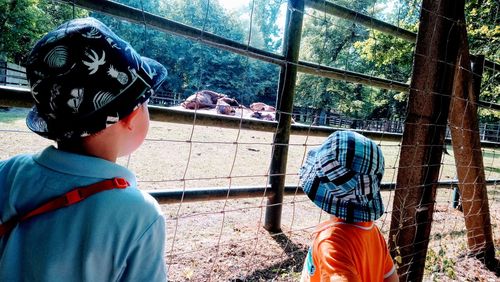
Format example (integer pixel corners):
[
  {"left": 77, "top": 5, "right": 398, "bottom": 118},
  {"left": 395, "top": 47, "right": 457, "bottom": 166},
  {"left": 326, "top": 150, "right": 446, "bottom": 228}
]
[
  {"left": 496, "top": 123, "right": 500, "bottom": 142},
  {"left": 0, "top": 61, "right": 6, "bottom": 85},
  {"left": 448, "top": 27, "right": 495, "bottom": 264},
  {"left": 388, "top": 0, "right": 465, "bottom": 280},
  {"left": 264, "top": 0, "right": 304, "bottom": 233}
]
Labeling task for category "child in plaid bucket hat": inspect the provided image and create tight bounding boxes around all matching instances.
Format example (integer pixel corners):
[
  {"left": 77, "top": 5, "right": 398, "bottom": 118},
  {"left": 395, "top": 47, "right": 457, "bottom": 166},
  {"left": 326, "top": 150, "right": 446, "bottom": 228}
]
[
  {"left": 0, "top": 18, "right": 168, "bottom": 281},
  {"left": 300, "top": 131, "right": 399, "bottom": 282}
]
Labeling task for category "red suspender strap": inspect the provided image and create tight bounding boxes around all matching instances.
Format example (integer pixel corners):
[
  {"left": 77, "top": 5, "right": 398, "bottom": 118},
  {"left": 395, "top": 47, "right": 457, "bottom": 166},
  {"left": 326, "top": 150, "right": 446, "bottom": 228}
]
[{"left": 0, "top": 177, "right": 129, "bottom": 237}]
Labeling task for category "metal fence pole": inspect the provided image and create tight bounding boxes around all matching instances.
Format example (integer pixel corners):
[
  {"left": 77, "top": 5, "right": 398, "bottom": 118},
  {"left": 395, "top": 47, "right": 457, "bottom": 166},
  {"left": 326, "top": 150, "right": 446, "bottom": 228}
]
[
  {"left": 264, "top": 0, "right": 304, "bottom": 233},
  {"left": 388, "top": 0, "right": 465, "bottom": 280}
]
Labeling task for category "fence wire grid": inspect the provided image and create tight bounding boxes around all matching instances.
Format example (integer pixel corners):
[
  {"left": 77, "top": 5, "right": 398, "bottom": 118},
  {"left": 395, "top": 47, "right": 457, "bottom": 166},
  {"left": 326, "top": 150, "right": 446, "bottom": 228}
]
[{"left": 0, "top": 0, "right": 499, "bottom": 281}]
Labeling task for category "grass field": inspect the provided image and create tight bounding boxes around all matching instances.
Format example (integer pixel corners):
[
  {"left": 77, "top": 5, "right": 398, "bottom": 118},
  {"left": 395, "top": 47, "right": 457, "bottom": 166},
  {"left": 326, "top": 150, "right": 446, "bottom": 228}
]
[{"left": 1, "top": 107, "right": 499, "bottom": 281}]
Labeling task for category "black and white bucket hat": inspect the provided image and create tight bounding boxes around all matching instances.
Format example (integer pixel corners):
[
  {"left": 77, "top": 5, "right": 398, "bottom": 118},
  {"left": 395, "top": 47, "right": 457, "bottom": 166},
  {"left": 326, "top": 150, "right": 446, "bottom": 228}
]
[
  {"left": 25, "top": 17, "right": 168, "bottom": 141},
  {"left": 299, "top": 131, "right": 385, "bottom": 223}
]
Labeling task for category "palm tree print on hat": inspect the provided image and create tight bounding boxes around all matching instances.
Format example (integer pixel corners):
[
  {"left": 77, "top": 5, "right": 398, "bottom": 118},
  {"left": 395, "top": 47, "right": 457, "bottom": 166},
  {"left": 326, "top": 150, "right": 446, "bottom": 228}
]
[
  {"left": 83, "top": 49, "right": 106, "bottom": 75},
  {"left": 106, "top": 37, "right": 121, "bottom": 49},
  {"left": 31, "top": 80, "right": 41, "bottom": 103},
  {"left": 82, "top": 27, "right": 102, "bottom": 39}
]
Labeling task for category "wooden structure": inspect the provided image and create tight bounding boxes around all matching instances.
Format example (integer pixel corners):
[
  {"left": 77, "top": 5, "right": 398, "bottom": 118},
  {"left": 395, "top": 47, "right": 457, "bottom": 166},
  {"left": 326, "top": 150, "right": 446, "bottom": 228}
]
[
  {"left": 388, "top": 0, "right": 495, "bottom": 280},
  {"left": 0, "top": 0, "right": 498, "bottom": 279}
]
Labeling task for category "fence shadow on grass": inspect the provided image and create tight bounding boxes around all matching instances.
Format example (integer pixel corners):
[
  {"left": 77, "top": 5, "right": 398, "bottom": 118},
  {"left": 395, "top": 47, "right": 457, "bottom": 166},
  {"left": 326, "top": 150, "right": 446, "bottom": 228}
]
[
  {"left": 457, "top": 251, "right": 500, "bottom": 277},
  {"left": 485, "top": 257, "right": 500, "bottom": 277},
  {"left": 492, "top": 261, "right": 499, "bottom": 277},
  {"left": 233, "top": 232, "right": 308, "bottom": 281}
]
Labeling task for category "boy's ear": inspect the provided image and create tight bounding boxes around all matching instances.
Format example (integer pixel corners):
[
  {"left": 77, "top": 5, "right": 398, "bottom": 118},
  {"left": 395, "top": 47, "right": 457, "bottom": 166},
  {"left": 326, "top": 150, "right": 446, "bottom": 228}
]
[{"left": 120, "top": 108, "right": 140, "bottom": 130}]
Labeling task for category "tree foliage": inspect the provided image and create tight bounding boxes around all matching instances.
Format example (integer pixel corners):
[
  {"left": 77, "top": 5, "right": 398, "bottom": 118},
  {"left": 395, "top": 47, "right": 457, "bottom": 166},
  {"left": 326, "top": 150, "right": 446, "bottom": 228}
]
[
  {"left": 0, "top": 0, "right": 88, "bottom": 63},
  {"left": 465, "top": 0, "right": 499, "bottom": 122},
  {"left": 296, "top": 0, "right": 409, "bottom": 119},
  {"left": 349, "top": 0, "right": 499, "bottom": 122},
  {"left": 92, "top": 0, "right": 281, "bottom": 106},
  {"left": 1, "top": 0, "right": 282, "bottom": 106},
  {"left": 1, "top": 0, "right": 498, "bottom": 121}
]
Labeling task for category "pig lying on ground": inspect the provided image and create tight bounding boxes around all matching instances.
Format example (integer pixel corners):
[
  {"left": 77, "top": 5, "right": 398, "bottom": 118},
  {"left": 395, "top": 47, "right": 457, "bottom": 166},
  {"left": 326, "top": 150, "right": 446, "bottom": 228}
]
[
  {"left": 249, "top": 102, "right": 295, "bottom": 123},
  {"left": 250, "top": 102, "right": 276, "bottom": 121},
  {"left": 250, "top": 102, "right": 275, "bottom": 112},
  {"left": 251, "top": 111, "right": 275, "bottom": 121},
  {"left": 180, "top": 91, "right": 293, "bottom": 121},
  {"left": 181, "top": 90, "right": 225, "bottom": 109},
  {"left": 216, "top": 99, "right": 236, "bottom": 115},
  {"left": 181, "top": 90, "right": 240, "bottom": 115}
]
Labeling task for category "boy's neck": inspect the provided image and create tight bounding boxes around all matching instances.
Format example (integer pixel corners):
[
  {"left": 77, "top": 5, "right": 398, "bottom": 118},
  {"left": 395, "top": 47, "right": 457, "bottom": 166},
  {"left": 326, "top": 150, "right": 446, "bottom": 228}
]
[
  {"left": 57, "top": 140, "right": 89, "bottom": 157},
  {"left": 57, "top": 137, "right": 119, "bottom": 163},
  {"left": 330, "top": 215, "right": 374, "bottom": 224}
]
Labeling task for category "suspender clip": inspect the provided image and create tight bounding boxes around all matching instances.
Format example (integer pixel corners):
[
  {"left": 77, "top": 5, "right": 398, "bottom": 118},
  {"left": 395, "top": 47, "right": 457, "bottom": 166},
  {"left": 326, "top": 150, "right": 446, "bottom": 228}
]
[
  {"left": 64, "top": 190, "right": 83, "bottom": 206},
  {"left": 113, "top": 178, "right": 129, "bottom": 189}
]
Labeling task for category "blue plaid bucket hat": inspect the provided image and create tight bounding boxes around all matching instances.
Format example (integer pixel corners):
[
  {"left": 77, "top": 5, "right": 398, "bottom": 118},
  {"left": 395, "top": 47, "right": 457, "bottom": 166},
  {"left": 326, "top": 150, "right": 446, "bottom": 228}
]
[
  {"left": 25, "top": 17, "right": 168, "bottom": 141},
  {"left": 299, "top": 131, "right": 385, "bottom": 222}
]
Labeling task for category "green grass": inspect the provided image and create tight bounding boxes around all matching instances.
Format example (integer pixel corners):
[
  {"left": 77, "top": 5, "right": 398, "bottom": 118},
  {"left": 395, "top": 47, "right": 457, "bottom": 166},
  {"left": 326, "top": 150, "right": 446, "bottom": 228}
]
[
  {"left": 485, "top": 166, "right": 500, "bottom": 174},
  {"left": 482, "top": 150, "right": 499, "bottom": 159},
  {"left": 0, "top": 107, "right": 28, "bottom": 123},
  {"left": 424, "top": 246, "right": 457, "bottom": 281}
]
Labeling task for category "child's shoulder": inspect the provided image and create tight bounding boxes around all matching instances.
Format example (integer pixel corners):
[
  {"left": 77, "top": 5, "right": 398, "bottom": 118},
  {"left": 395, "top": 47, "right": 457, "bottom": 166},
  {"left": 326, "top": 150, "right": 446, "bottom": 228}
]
[
  {"left": 314, "top": 218, "right": 378, "bottom": 241},
  {"left": 0, "top": 153, "right": 38, "bottom": 190},
  {"left": 0, "top": 152, "right": 36, "bottom": 170},
  {"left": 109, "top": 186, "right": 163, "bottom": 214}
]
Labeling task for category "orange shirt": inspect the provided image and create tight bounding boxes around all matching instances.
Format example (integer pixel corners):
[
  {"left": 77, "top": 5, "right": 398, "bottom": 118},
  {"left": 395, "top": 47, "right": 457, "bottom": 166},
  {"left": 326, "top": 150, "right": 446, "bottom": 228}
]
[{"left": 301, "top": 217, "right": 396, "bottom": 282}]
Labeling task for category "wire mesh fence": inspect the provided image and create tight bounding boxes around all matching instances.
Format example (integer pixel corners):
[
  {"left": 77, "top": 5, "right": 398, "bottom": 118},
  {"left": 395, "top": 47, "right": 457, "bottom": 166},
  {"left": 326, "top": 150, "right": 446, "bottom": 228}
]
[{"left": 0, "top": 0, "right": 499, "bottom": 281}]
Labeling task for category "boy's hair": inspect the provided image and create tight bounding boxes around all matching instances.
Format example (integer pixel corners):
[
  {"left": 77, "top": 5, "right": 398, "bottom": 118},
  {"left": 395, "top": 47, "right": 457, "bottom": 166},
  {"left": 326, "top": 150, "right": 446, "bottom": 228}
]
[
  {"left": 300, "top": 130, "right": 385, "bottom": 222},
  {"left": 25, "top": 17, "right": 168, "bottom": 141}
]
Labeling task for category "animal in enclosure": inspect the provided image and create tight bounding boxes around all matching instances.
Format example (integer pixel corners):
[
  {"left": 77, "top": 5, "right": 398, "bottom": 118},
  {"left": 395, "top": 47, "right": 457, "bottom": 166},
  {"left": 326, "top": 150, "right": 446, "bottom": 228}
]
[
  {"left": 250, "top": 102, "right": 275, "bottom": 112},
  {"left": 181, "top": 90, "right": 224, "bottom": 109},
  {"left": 218, "top": 96, "right": 240, "bottom": 108},
  {"left": 251, "top": 111, "right": 275, "bottom": 121},
  {"left": 249, "top": 102, "right": 277, "bottom": 121},
  {"left": 216, "top": 99, "right": 236, "bottom": 115},
  {"left": 181, "top": 90, "right": 236, "bottom": 109},
  {"left": 181, "top": 89, "right": 242, "bottom": 116}
]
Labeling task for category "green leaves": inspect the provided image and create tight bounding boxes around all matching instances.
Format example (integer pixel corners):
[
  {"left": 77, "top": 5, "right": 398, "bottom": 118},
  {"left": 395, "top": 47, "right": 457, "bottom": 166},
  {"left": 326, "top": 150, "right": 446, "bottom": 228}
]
[
  {"left": 0, "top": 0, "right": 88, "bottom": 63},
  {"left": 2, "top": 0, "right": 496, "bottom": 120},
  {"left": 295, "top": 0, "right": 498, "bottom": 123},
  {"left": 296, "top": 0, "right": 405, "bottom": 120}
]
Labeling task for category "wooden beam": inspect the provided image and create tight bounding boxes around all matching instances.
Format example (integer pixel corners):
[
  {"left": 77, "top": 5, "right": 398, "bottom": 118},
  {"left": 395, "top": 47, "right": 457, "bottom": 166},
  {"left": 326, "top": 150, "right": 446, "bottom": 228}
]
[
  {"left": 305, "top": 0, "right": 417, "bottom": 41},
  {"left": 56, "top": 0, "right": 500, "bottom": 92},
  {"left": 264, "top": 0, "right": 305, "bottom": 233},
  {"left": 388, "top": 0, "right": 465, "bottom": 280},
  {"left": 448, "top": 27, "right": 495, "bottom": 263},
  {"left": 297, "top": 61, "right": 409, "bottom": 92},
  {"left": 148, "top": 179, "right": 499, "bottom": 204},
  {"left": 57, "top": 0, "right": 413, "bottom": 93},
  {"left": 0, "top": 86, "right": 32, "bottom": 108}
]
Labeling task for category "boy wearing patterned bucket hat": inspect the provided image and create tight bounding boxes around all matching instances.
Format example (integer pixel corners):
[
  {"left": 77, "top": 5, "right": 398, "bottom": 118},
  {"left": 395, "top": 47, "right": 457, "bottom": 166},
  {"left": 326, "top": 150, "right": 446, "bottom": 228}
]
[
  {"left": 300, "top": 131, "right": 399, "bottom": 282},
  {"left": 0, "top": 18, "right": 168, "bottom": 281}
]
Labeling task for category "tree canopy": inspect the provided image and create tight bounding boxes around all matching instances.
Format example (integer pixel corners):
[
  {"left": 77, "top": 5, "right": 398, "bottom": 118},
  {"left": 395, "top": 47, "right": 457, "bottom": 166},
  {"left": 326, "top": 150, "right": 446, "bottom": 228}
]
[
  {"left": 0, "top": 0, "right": 88, "bottom": 63},
  {"left": 1, "top": 0, "right": 498, "bottom": 122}
]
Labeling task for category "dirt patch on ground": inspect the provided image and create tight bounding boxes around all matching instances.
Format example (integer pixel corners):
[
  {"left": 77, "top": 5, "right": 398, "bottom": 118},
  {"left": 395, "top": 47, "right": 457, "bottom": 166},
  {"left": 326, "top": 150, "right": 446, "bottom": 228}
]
[{"left": 1, "top": 108, "right": 499, "bottom": 281}]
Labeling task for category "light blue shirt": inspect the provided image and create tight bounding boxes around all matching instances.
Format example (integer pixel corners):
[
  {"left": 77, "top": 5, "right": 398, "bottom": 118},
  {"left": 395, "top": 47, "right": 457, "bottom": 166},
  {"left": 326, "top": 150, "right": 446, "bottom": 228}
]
[{"left": 0, "top": 146, "right": 167, "bottom": 281}]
